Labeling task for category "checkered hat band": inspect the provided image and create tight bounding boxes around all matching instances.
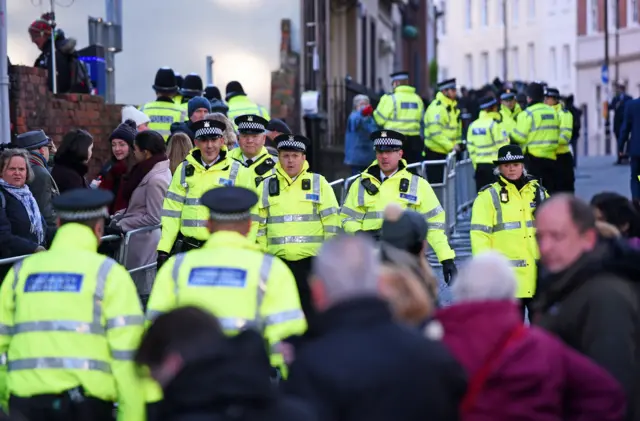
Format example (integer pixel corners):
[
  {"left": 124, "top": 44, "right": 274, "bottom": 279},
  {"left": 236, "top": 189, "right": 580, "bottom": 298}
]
[
  {"left": 56, "top": 208, "right": 109, "bottom": 221},
  {"left": 210, "top": 210, "right": 252, "bottom": 221},
  {"left": 277, "top": 140, "right": 306, "bottom": 151},
  {"left": 238, "top": 121, "right": 265, "bottom": 131},
  {"left": 195, "top": 126, "right": 223, "bottom": 138},
  {"left": 497, "top": 154, "right": 525, "bottom": 162},
  {"left": 439, "top": 82, "right": 456, "bottom": 90},
  {"left": 391, "top": 74, "right": 409, "bottom": 81},
  {"left": 373, "top": 138, "right": 403, "bottom": 147}
]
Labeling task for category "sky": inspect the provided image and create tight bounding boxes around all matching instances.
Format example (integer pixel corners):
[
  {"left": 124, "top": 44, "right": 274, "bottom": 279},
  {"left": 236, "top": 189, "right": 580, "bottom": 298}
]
[{"left": 7, "top": 0, "right": 301, "bottom": 107}]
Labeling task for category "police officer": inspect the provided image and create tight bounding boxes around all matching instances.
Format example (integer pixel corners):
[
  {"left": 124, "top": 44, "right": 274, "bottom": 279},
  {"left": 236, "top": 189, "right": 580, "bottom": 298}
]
[
  {"left": 173, "top": 72, "right": 184, "bottom": 104},
  {"left": 0, "top": 188, "right": 144, "bottom": 421},
  {"left": 204, "top": 85, "right": 229, "bottom": 116},
  {"left": 140, "top": 67, "right": 188, "bottom": 141},
  {"left": 499, "top": 89, "right": 522, "bottom": 139},
  {"left": 254, "top": 134, "right": 340, "bottom": 321},
  {"left": 147, "top": 186, "right": 306, "bottom": 373},
  {"left": 423, "top": 78, "right": 462, "bottom": 184},
  {"left": 373, "top": 71, "right": 425, "bottom": 164},
  {"left": 544, "top": 87, "right": 575, "bottom": 194},
  {"left": 470, "top": 145, "right": 547, "bottom": 318},
  {"left": 340, "top": 130, "right": 458, "bottom": 284},
  {"left": 230, "top": 114, "right": 277, "bottom": 186},
  {"left": 178, "top": 73, "right": 204, "bottom": 120},
  {"left": 157, "top": 118, "right": 254, "bottom": 268},
  {"left": 511, "top": 82, "right": 560, "bottom": 192},
  {"left": 225, "top": 81, "right": 270, "bottom": 126},
  {"left": 466, "top": 96, "right": 509, "bottom": 191}
]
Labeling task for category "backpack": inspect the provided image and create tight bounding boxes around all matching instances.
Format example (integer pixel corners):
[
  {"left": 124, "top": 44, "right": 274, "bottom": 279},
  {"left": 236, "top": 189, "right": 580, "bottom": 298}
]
[{"left": 68, "top": 53, "right": 92, "bottom": 94}]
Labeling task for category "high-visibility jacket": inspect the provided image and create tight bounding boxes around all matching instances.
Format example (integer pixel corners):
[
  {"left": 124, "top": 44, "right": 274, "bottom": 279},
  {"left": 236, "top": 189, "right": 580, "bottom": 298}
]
[
  {"left": 157, "top": 148, "right": 254, "bottom": 253},
  {"left": 0, "top": 223, "right": 144, "bottom": 421},
  {"left": 553, "top": 104, "right": 574, "bottom": 155},
  {"left": 511, "top": 103, "right": 560, "bottom": 159},
  {"left": 228, "top": 146, "right": 277, "bottom": 188},
  {"left": 254, "top": 161, "right": 340, "bottom": 261},
  {"left": 466, "top": 111, "right": 509, "bottom": 169},
  {"left": 146, "top": 230, "right": 306, "bottom": 372},
  {"left": 227, "top": 95, "right": 270, "bottom": 128},
  {"left": 470, "top": 176, "right": 548, "bottom": 298},
  {"left": 173, "top": 95, "right": 183, "bottom": 105},
  {"left": 500, "top": 103, "right": 522, "bottom": 138},
  {"left": 139, "top": 98, "right": 187, "bottom": 141},
  {"left": 423, "top": 92, "right": 461, "bottom": 154},
  {"left": 373, "top": 85, "right": 424, "bottom": 136},
  {"left": 340, "top": 161, "right": 455, "bottom": 262}
]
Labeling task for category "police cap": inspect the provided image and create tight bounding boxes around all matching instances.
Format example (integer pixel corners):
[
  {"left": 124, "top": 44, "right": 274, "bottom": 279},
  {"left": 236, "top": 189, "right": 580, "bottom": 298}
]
[
  {"left": 192, "top": 119, "right": 226, "bottom": 140},
  {"left": 274, "top": 134, "right": 310, "bottom": 153},
  {"left": 544, "top": 87, "right": 560, "bottom": 98},
  {"left": 437, "top": 78, "right": 457, "bottom": 90},
  {"left": 390, "top": 71, "right": 409, "bottom": 82},
  {"left": 371, "top": 129, "right": 404, "bottom": 151},
  {"left": 181, "top": 73, "right": 204, "bottom": 96},
  {"left": 52, "top": 188, "right": 113, "bottom": 221},
  {"left": 500, "top": 89, "right": 516, "bottom": 101},
  {"left": 479, "top": 96, "right": 498, "bottom": 110},
  {"left": 235, "top": 114, "right": 269, "bottom": 134},
  {"left": 200, "top": 186, "right": 258, "bottom": 222},
  {"left": 494, "top": 144, "right": 525, "bottom": 165},
  {"left": 153, "top": 67, "right": 178, "bottom": 93}
]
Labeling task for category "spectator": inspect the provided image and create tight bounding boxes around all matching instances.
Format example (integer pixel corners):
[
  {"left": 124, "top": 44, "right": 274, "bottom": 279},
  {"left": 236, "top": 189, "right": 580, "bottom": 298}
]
[
  {"left": 284, "top": 234, "right": 466, "bottom": 421},
  {"left": 166, "top": 133, "right": 192, "bottom": 174},
  {"left": 591, "top": 191, "right": 640, "bottom": 248},
  {"left": 532, "top": 194, "right": 640, "bottom": 420},
  {"left": 206, "top": 112, "right": 238, "bottom": 150},
  {"left": 135, "top": 306, "right": 314, "bottom": 421},
  {"left": 122, "top": 105, "right": 151, "bottom": 131},
  {"left": 344, "top": 94, "right": 378, "bottom": 175},
  {"left": 618, "top": 95, "right": 640, "bottom": 199},
  {"left": 51, "top": 129, "right": 93, "bottom": 193},
  {"left": 265, "top": 119, "right": 291, "bottom": 148},
  {"left": 13, "top": 130, "right": 58, "bottom": 228},
  {"left": 96, "top": 120, "right": 138, "bottom": 214},
  {"left": 428, "top": 251, "right": 625, "bottom": 421},
  {"left": 564, "top": 94, "right": 582, "bottom": 167},
  {"left": 611, "top": 83, "right": 633, "bottom": 164},
  {"left": 169, "top": 96, "right": 211, "bottom": 141},
  {"left": 0, "top": 149, "right": 52, "bottom": 258},
  {"left": 108, "top": 130, "right": 170, "bottom": 300}
]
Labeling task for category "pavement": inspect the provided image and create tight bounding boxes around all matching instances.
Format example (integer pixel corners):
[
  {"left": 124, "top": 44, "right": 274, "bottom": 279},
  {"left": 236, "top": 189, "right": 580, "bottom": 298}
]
[{"left": 430, "top": 155, "right": 631, "bottom": 305}]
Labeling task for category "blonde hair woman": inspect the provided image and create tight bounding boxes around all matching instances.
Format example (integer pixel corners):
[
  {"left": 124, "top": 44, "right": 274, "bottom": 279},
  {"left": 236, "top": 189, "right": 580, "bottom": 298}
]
[
  {"left": 205, "top": 112, "right": 238, "bottom": 150},
  {"left": 166, "top": 133, "right": 193, "bottom": 174}
]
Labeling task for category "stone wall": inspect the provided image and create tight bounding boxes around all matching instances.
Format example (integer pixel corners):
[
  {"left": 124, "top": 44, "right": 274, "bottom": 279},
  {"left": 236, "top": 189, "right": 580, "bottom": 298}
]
[
  {"left": 270, "top": 19, "right": 301, "bottom": 134},
  {"left": 9, "top": 65, "right": 123, "bottom": 179}
]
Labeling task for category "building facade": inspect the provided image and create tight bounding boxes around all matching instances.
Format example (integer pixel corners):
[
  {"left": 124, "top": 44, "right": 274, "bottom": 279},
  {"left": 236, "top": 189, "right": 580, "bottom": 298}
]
[{"left": 576, "top": 0, "right": 640, "bottom": 156}]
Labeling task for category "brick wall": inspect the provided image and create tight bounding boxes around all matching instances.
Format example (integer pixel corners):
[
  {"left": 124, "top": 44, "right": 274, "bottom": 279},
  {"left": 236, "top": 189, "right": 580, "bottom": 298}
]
[
  {"left": 578, "top": 0, "right": 587, "bottom": 35},
  {"left": 270, "top": 19, "right": 301, "bottom": 134},
  {"left": 9, "top": 66, "right": 123, "bottom": 179}
]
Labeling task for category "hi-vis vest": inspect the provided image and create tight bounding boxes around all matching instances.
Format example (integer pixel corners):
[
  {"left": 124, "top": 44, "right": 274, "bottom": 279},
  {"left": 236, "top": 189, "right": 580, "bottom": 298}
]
[
  {"left": 553, "top": 104, "right": 574, "bottom": 155},
  {"left": 511, "top": 103, "right": 560, "bottom": 159},
  {"left": 374, "top": 85, "right": 424, "bottom": 136},
  {"left": 140, "top": 99, "right": 187, "bottom": 141},
  {"left": 466, "top": 111, "right": 509, "bottom": 168},
  {"left": 423, "top": 92, "right": 461, "bottom": 154},
  {"left": 229, "top": 146, "right": 277, "bottom": 187}
]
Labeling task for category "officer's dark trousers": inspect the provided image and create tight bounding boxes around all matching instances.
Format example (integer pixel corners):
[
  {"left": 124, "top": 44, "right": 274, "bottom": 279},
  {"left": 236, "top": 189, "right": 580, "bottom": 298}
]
[
  {"left": 526, "top": 154, "right": 556, "bottom": 192},
  {"left": 10, "top": 393, "right": 114, "bottom": 421},
  {"left": 424, "top": 148, "right": 448, "bottom": 184},
  {"left": 282, "top": 257, "right": 316, "bottom": 325},
  {"left": 403, "top": 135, "right": 424, "bottom": 165},
  {"left": 474, "top": 164, "right": 496, "bottom": 192},
  {"left": 553, "top": 152, "right": 575, "bottom": 194}
]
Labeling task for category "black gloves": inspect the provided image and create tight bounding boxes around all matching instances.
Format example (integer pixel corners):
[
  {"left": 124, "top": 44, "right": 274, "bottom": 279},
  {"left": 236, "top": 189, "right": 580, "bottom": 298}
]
[
  {"left": 157, "top": 251, "right": 170, "bottom": 271},
  {"left": 105, "top": 219, "right": 124, "bottom": 236},
  {"left": 442, "top": 259, "right": 458, "bottom": 285}
]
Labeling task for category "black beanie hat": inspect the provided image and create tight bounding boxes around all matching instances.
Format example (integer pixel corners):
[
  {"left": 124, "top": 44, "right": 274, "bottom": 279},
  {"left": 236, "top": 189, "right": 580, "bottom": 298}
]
[
  {"left": 526, "top": 83, "right": 545, "bottom": 102},
  {"left": 204, "top": 85, "right": 222, "bottom": 101},
  {"left": 110, "top": 119, "right": 137, "bottom": 147},
  {"left": 225, "top": 81, "right": 245, "bottom": 101}
]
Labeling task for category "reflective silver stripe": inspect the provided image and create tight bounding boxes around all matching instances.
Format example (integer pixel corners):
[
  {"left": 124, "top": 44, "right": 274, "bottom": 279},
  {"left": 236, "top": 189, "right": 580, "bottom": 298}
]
[
  {"left": 324, "top": 226, "right": 340, "bottom": 233},
  {"left": 181, "top": 219, "right": 208, "bottom": 227},
  {"left": 94, "top": 258, "right": 115, "bottom": 326},
  {"left": 470, "top": 224, "right": 492, "bottom": 233},
  {"left": 264, "top": 309, "right": 305, "bottom": 326},
  {"left": 165, "top": 191, "right": 185, "bottom": 203},
  {"left": 146, "top": 309, "right": 164, "bottom": 321},
  {"left": 13, "top": 321, "right": 103, "bottom": 335},
  {"left": 357, "top": 181, "right": 366, "bottom": 207},
  {"left": 255, "top": 254, "right": 274, "bottom": 331},
  {"left": 428, "top": 222, "right": 446, "bottom": 230},
  {"left": 312, "top": 174, "right": 321, "bottom": 197},
  {"left": 162, "top": 209, "right": 182, "bottom": 218},
  {"left": 111, "top": 350, "right": 134, "bottom": 361},
  {"left": 0, "top": 324, "right": 11, "bottom": 335},
  {"left": 217, "top": 317, "right": 258, "bottom": 331},
  {"left": 12, "top": 260, "right": 23, "bottom": 290},
  {"left": 364, "top": 211, "right": 384, "bottom": 219},
  {"left": 229, "top": 160, "right": 241, "bottom": 184},
  {"left": 341, "top": 207, "right": 364, "bottom": 219},
  {"left": 526, "top": 220, "right": 534, "bottom": 228},
  {"left": 424, "top": 205, "right": 444, "bottom": 219},
  {"left": 268, "top": 236, "right": 324, "bottom": 245},
  {"left": 180, "top": 160, "right": 189, "bottom": 188},
  {"left": 184, "top": 198, "right": 200, "bottom": 206},
  {"left": 256, "top": 228, "right": 266, "bottom": 237},
  {"left": 172, "top": 253, "right": 187, "bottom": 297},
  {"left": 267, "top": 214, "right": 320, "bottom": 223},
  {"left": 8, "top": 358, "right": 111, "bottom": 373},
  {"left": 494, "top": 221, "right": 522, "bottom": 232},
  {"left": 106, "top": 315, "right": 145, "bottom": 329},
  {"left": 319, "top": 207, "right": 337, "bottom": 217},
  {"left": 409, "top": 175, "right": 419, "bottom": 199},
  {"left": 511, "top": 260, "right": 528, "bottom": 267},
  {"left": 261, "top": 177, "right": 271, "bottom": 208},
  {"left": 252, "top": 214, "right": 266, "bottom": 223},
  {"left": 488, "top": 188, "right": 503, "bottom": 225}
]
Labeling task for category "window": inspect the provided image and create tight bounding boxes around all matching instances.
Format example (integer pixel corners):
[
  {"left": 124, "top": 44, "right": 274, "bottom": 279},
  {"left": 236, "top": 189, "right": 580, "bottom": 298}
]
[
  {"left": 528, "top": 0, "right": 535, "bottom": 18},
  {"left": 465, "top": 54, "right": 474, "bottom": 87},
  {"left": 465, "top": 0, "right": 472, "bottom": 29},
  {"left": 562, "top": 45, "right": 571, "bottom": 81},
  {"left": 511, "top": 47, "right": 520, "bottom": 78},
  {"left": 481, "top": 0, "right": 488, "bottom": 26},
  {"left": 481, "top": 52, "right": 489, "bottom": 83},
  {"left": 550, "top": 47, "right": 558, "bottom": 82},
  {"left": 630, "top": 0, "right": 639, "bottom": 25},
  {"left": 588, "top": 0, "right": 599, "bottom": 32},
  {"left": 527, "top": 43, "right": 535, "bottom": 80},
  {"left": 498, "top": 0, "right": 505, "bottom": 25},
  {"left": 512, "top": 0, "right": 520, "bottom": 24},
  {"left": 497, "top": 48, "right": 505, "bottom": 80}
]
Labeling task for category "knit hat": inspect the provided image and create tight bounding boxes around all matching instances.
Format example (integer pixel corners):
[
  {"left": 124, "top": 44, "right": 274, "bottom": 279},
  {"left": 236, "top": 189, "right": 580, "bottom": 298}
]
[
  {"left": 380, "top": 204, "right": 428, "bottom": 256},
  {"left": 204, "top": 85, "right": 222, "bottom": 101},
  {"left": 225, "top": 81, "right": 246, "bottom": 101},
  {"left": 188, "top": 96, "right": 211, "bottom": 117},
  {"left": 210, "top": 99, "right": 229, "bottom": 115},
  {"left": 266, "top": 119, "right": 291, "bottom": 134},
  {"left": 122, "top": 105, "right": 150, "bottom": 128},
  {"left": 110, "top": 119, "right": 137, "bottom": 146}
]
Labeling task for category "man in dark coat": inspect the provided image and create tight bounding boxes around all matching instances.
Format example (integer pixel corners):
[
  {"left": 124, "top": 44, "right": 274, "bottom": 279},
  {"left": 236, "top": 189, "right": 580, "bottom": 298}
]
[
  {"left": 619, "top": 96, "right": 640, "bottom": 199},
  {"left": 532, "top": 194, "right": 640, "bottom": 421},
  {"left": 283, "top": 234, "right": 467, "bottom": 421},
  {"left": 611, "top": 83, "right": 633, "bottom": 163}
]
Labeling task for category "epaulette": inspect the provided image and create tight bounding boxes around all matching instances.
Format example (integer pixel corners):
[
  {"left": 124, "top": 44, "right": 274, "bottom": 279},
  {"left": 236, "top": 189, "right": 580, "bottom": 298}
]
[
  {"left": 405, "top": 166, "right": 419, "bottom": 176},
  {"left": 478, "top": 184, "right": 495, "bottom": 193},
  {"left": 436, "top": 100, "right": 441, "bottom": 106},
  {"left": 255, "top": 157, "right": 276, "bottom": 176}
]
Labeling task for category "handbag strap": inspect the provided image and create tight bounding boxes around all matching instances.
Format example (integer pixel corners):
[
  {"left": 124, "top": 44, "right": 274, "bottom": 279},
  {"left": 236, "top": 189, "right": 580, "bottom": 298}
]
[{"left": 461, "top": 324, "right": 527, "bottom": 415}]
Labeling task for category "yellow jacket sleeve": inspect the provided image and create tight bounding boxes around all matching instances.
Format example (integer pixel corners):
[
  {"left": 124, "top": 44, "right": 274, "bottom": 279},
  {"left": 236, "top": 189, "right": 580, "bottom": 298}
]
[
  {"left": 145, "top": 256, "right": 179, "bottom": 324},
  {"left": 102, "top": 261, "right": 146, "bottom": 421},
  {"left": 339, "top": 178, "right": 366, "bottom": 234},
  {"left": 470, "top": 190, "right": 494, "bottom": 254},
  {"left": 511, "top": 111, "right": 532, "bottom": 146},
  {"left": 261, "top": 256, "right": 307, "bottom": 375},
  {"left": 560, "top": 111, "right": 574, "bottom": 145},
  {"left": 235, "top": 165, "right": 257, "bottom": 192},
  {"left": 424, "top": 105, "right": 456, "bottom": 151},
  {"left": 418, "top": 180, "right": 455, "bottom": 261},
  {"left": 319, "top": 177, "right": 341, "bottom": 238},
  {"left": 0, "top": 266, "right": 17, "bottom": 410},
  {"left": 373, "top": 94, "right": 392, "bottom": 127},
  {"left": 157, "top": 163, "right": 187, "bottom": 253}
]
